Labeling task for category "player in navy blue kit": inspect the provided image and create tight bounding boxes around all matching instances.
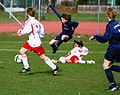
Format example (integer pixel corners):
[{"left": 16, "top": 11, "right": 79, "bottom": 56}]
[
  {"left": 49, "top": 5, "right": 79, "bottom": 53},
  {"left": 89, "top": 7, "right": 120, "bottom": 91}
]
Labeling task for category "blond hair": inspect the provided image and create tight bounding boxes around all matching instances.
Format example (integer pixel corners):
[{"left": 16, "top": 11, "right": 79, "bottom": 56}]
[{"left": 106, "top": 7, "right": 117, "bottom": 20}]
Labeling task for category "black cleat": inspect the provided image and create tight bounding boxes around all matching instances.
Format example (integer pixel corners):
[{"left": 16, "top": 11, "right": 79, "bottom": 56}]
[
  {"left": 52, "top": 66, "right": 59, "bottom": 76},
  {"left": 19, "top": 68, "right": 31, "bottom": 74},
  {"left": 104, "top": 86, "right": 119, "bottom": 91},
  {"left": 52, "top": 47, "right": 58, "bottom": 54}
]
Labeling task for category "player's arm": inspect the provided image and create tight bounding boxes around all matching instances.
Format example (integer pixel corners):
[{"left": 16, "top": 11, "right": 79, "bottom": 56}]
[
  {"left": 89, "top": 25, "right": 113, "bottom": 43},
  {"left": 49, "top": 5, "right": 62, "bottom": 20},
  {"left": 17, "top": 21, "right": 32, "bottom": 36},
  {"left": 69, "top": 22, "right": 79, "bottom": 30},
  {"left": 39, "top": 23, "right": 45, "bottom": 38}
]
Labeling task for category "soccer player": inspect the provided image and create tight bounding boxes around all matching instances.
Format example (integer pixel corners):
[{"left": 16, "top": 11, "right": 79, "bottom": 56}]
[
  {"left": 17, "top": 7, "right": 59, "bottom": 76},
  {"left": 89, "top": 7, "right": 120, "bottom": 91},
  {"left": 52, "top": 40, "right": 95, "bottom": 64},
  {"left": 49, "top": 5, "right": 79, "bottom": 53}
]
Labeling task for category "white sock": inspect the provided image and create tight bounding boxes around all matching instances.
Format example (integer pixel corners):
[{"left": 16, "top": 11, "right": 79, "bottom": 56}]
[
  {"left": 21, "top": 55, "right": 29, "bottom": 69},
  {"left": 44, "top": 57, "right": 56, "bottom": 70}
]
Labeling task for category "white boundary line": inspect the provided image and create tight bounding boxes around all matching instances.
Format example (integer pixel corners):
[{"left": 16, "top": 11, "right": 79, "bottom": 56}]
[
  {"left": 0, "top": 49, "right": 105, "bottom": 53},
  {"left": 0, "top": 41, "right": 107, "bottom": 45}
]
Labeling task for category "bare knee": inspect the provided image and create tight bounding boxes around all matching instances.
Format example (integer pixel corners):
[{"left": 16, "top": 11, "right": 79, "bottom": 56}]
[
  {"left": 103, "top": 59, "right": 112, "bottom": 69},
  {"left": 19, "top": 50, "right": 25, "bottom": 55},
  {"left": 19, "top": 48, "right": 27, "bottom": 55}
]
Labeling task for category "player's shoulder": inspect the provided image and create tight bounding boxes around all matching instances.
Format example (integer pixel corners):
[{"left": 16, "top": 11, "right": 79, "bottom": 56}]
[{"left": 74, "top": 47, "right": 81, "bottom": 50}]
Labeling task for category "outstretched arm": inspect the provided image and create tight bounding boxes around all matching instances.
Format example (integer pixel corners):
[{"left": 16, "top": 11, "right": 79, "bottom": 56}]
[{"left": 49, "top": 5, "right": 62, "bottom": 20}]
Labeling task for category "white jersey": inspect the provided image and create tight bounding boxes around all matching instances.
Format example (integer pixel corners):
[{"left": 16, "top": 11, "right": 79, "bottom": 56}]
[
  {"left": 17, "top": 17, "right": 45, "bottom": 47},
  {"left": 59, "top": 46, "right": 89, "bottom": 63},
  {"left": 65, "top": 46, "right": 89, "bottom": 60}
]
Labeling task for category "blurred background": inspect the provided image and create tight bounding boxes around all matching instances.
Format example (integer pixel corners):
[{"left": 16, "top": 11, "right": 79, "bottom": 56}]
[
  {"left": 0, "top": 0, "right": 120, "bottom": 18},
  {"left": 0, "top": 0, "right": 120, "bottom": 34}
]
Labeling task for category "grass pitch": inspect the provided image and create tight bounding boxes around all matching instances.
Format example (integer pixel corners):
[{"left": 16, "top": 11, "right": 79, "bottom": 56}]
[{"left": 0, "top": 33, "right": 120, "bottom": 95}]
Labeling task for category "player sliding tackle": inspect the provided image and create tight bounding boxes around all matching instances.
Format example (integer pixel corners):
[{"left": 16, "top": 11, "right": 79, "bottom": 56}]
[
  {"left": 52, "top": 40, "right": 95, "bottom": 64},
  {"left": 17, "top": 7, "right": 59, "bottom": 76},
  {"left": 49, "top": 5, "right": 79, "bottom": 53}
]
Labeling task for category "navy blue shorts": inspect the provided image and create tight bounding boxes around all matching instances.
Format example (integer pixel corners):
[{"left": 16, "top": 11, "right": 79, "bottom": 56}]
[
  {"left": 54, "top": 32, "right": 73, "bottom": 42},
  {"left": 105, "top": 44, "right": 120, "bottom": 62}
]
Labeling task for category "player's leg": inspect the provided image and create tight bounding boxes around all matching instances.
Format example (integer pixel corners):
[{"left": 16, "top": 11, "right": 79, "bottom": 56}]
[
  {"left": 49, "top": 39, "right": 58, "bottom": 48},
  {"left": 19, "top": 42, "right": 32, "bottom": 73},
  {"left": 19, "top": 47, "right": 31, "bottom": 73},
  {"left": 103, "top": 59, "right": 119, "bottom": 91},
  {"left": 56, "top": 35, "right": 69, "bottom": 47},
  {"left": 49, "top": 39, "right": 58, "bottom": 53},
  {"left": 39, "top": 54, "right": 59, "bottom": 76}
]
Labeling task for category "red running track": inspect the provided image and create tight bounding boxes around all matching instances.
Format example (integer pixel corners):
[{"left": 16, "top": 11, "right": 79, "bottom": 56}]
[{"left": 0, "top": 21, "right": 107, "bottom": 35}]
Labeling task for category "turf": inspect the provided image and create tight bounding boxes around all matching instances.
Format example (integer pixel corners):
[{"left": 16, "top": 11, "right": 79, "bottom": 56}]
[
  {"left": 0, "top": 33, "right": 120, "bottom": 95},
  {"left": 0, "top": 12, "right": 120, "bottom": 23}
]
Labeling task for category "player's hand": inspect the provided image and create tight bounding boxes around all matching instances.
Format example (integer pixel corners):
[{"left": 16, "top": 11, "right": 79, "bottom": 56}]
[
  {"left": 49, "top": 5, "right": 54, "bottom": 8},
  {"left": 72, "top": 27, "right": 75, "bottom": 30},
  {"left": 17, "top": 29, "right": 22, "bottom": 36},
  {"left": 89, "top": 36, "right": 95, "bottom": 41}
]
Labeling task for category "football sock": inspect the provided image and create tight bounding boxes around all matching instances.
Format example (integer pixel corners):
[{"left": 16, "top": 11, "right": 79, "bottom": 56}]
[
  {"left": 111, "top": 65, "right": 120, "bottom": 72},
  {"left": 56, "top": 40, "right": 63, "bottom": 47},
  {"left": 104, "top": 68, "right": 117, "bottom": 87},
  {"left": 50, "top": 44, "right": 56, "bottom": 48},
  {"left": 44, "top": 57, "right": 56, "bottom": 70},
  {"left": 21, "top": 55, "right": 29, "bottom": 69}
]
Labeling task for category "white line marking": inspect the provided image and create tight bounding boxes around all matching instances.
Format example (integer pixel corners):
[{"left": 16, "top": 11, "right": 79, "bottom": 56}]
[
  {"left": 0, "top": 41, "right": 106, "bottom": 45},
  {"left": 0, "top": 49, "right": 105, "bottom": 53}
]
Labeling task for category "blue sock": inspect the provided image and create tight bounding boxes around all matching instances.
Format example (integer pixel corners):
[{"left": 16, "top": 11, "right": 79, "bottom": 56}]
[
  {"left": 111, "top": 65, "right": 120, "bottom": 72},
  {"left": 56, "top": 40, "right": 63, "bottom": 47},
  {"left": 104, "top": 68, "right": 117, "bottom": 87}
]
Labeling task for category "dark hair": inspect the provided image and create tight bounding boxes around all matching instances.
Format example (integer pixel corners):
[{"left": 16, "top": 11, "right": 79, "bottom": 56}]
[
  {"left": 74, "top": 40, "right": 83, "bottom": 47},
  {"left": 106, "top": 7, "right": 117, "bottom": 20},
  {"left": 62, "top": 13, "right": 71, "bottom": 21},
  {"left": 27, "top": 7, "right": 35, "bottom": 17}
]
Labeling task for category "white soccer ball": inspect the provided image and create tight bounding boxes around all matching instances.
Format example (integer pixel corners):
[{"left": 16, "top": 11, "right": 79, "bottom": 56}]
[{"left": 14, "top": 54, "right": 22, "bottom": 63}]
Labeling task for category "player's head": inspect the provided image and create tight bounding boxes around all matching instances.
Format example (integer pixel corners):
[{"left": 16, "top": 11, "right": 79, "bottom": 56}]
[
  {"left": 106, "top": 7, "right": 117, "bottom": 20},
  {"left": 73, "top": 40, "right": 83, "bottom": 47},
  {"left": 27, "top": 7, "right": 35, "bottom": 17},
  {"left": 61, "top": 14, "right": 71, "bottom": 23}
]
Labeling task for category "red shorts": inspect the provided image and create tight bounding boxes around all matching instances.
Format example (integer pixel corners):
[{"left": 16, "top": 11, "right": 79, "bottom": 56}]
[
  {"left": 22, "top": 42, "right": 45, "bottom": 55},
  {"left": 70, "top": 56, "right": 79, "bottom": 63}
]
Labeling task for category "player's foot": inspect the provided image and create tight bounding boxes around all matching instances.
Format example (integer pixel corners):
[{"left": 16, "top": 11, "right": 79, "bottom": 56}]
[
  {"left": 19, "top": 68, "right": 31, "bottom": 73},
  {"left": 104, "top": 86, "right": 119, "bottom": 91},
  {"left": 51, "top": 59, "right": 58, "bottom": 63},
  {"left": 52, "top": 66, "right": 59, "bottom": 76},
  {"left": 52, "top": 47, "right": 58, "bottom": 54},
  {"left": 86, "top": 60, "right": 95, "bottom": 64}
]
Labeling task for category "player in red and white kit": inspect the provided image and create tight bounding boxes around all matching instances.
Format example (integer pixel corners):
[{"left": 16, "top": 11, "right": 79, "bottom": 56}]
[
  {"left": 17, "top": 7, "right": 59, "bottom": 76},
  {"left": 52, "top": 40, "right": 95, "bottom": 64}
]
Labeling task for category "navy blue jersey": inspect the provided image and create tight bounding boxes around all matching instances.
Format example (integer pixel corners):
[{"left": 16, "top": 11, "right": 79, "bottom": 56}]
[
  {"left": 94, "top": 20, "right": 120, "bottom": 44},
  {"left": 94, "top": 20, "right": 120, "bottom": 62},
  {"left": 49, "top": 5, "right": 79, "bottom": 36}
]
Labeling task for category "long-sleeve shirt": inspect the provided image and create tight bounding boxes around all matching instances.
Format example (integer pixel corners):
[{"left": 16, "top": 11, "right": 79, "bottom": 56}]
[
  {"left": 94, "top": 20, "right": 120, "bottom": 45},
  {"left": 49, "top": 5, "right": 79, "bottom": 35},
  {"left": 17, "top": 17, "right": 45, "bottom": 47},
  {"left": 65, "top": 46, "right": 89, "bottom": 60},
  {"left": 58, "top": 46, "right": 89, "bottom": 63}
]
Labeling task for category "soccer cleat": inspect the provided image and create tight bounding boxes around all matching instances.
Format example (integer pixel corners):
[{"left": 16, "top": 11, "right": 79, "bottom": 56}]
[
  {"left": 52, "top": 47, "right": 58, "bottom": 54},
  {"left": 52, "top": 66, "right": 59, "bottom": 76},
  {"left": 104, "top": 86, "right": 119, "bottom": 91},
  {"left": 19, "top": 68, "right": 31, "bottom": 74}
]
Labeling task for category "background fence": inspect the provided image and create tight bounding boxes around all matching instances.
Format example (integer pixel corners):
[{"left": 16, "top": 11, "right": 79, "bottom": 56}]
[{"left": 77, "top": 5, "right": 120, "bottom": 14}]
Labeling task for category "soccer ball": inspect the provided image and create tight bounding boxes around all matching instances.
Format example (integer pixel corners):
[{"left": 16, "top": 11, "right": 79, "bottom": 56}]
[{"left": 14, "top": 54, "right": 22, "bottom": 63}]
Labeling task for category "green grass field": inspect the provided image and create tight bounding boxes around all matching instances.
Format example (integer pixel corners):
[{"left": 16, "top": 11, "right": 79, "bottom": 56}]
[
  {"left": 0, "top": 12, "right": 120, "bottom": 23},
  {"left": 0, "top": 33, "right": 120, "bottom": 95}
]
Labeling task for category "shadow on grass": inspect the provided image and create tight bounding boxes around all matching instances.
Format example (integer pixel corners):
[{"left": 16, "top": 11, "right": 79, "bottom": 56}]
[{"left": 26, "top": 69, "right": 62, "bottom": 76}]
